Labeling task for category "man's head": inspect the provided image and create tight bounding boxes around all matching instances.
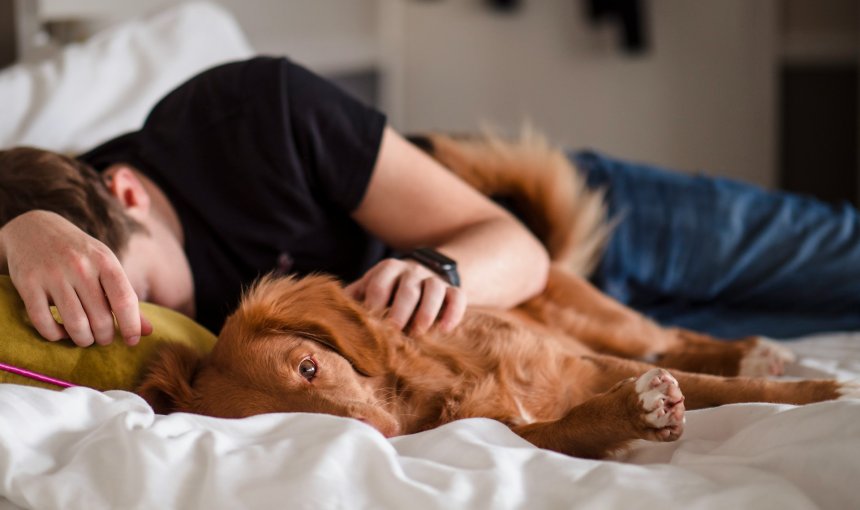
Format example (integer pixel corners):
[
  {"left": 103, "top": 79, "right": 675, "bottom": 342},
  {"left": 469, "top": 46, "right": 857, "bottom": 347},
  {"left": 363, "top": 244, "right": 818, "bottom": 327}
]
[
  {"left": 0, "top": 147, "right": 194, "bottom": 318},
  {"left": 0, "top": 147, "right": 143, "bottom": 254}
]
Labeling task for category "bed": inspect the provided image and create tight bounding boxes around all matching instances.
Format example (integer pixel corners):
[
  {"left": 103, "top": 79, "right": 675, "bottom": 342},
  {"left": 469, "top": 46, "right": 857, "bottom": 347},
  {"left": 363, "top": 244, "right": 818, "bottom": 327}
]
[{"left": 1, "top": 3, "right": 859, "bottom": 509}]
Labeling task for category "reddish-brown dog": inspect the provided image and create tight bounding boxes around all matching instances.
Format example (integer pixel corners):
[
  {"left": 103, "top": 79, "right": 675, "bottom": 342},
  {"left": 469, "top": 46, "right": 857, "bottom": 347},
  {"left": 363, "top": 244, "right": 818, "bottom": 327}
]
[{"left": 138, "top": 133, "right": 857, "bottom": 459}]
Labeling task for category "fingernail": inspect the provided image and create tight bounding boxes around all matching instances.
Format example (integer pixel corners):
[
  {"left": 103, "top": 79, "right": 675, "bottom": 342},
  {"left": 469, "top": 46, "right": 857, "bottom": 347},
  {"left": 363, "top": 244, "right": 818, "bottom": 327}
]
[{"left": 127, "top": 335, "right": 140, "bottom": 346}]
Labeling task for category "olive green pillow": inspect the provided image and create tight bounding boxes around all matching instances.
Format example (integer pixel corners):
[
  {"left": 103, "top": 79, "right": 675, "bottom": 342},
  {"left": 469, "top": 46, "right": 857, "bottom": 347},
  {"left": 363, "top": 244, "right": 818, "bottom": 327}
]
[{"left": 0, "top": 275, "right": 216, "bottom": 391}]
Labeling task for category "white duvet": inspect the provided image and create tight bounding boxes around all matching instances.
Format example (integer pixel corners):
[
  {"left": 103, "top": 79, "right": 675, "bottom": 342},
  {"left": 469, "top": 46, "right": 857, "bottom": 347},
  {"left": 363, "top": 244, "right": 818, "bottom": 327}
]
[
  {"left": 9, "top": 4, "right": 856, "bottom": 508},
  {"left": 1, "top": 334, "right": 859, "bottom": 510}
]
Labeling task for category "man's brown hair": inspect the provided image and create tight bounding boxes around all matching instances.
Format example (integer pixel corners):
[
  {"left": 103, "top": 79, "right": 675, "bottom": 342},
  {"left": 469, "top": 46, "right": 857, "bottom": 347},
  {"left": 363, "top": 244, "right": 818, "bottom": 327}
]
[{"left": 0, "top": 147, "right": 144, "bottom": 254}]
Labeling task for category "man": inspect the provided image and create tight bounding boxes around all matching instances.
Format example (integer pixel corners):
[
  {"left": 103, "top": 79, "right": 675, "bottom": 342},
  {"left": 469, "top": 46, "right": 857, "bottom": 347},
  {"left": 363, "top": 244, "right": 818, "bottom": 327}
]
[{"left": 0, "top": 57, "right": 550, "bottom": 347}]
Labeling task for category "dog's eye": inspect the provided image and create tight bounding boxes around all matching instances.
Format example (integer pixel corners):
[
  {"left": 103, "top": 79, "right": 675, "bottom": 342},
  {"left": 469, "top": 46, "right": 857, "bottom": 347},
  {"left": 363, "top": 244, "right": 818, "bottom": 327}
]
[{"left": 298, "top": 357, "right": 317, "bottom": 381}]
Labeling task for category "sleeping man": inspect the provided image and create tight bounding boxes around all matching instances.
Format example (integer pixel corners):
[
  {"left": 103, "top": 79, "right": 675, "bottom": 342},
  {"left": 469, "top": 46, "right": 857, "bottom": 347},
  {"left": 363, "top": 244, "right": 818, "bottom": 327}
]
[
  {"left": 1, "top": 56, "right": 860, "bottom": 348},
  {"left": 0, "top": 56, "right": 548, "bottom": 348}
]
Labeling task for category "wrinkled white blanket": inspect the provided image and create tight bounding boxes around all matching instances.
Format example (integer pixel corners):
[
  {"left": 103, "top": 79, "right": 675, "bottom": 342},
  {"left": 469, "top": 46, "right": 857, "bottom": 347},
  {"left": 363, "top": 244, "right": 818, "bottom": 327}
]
[{"left": 1, "top": 333, "right": 859, "bottom": 510}]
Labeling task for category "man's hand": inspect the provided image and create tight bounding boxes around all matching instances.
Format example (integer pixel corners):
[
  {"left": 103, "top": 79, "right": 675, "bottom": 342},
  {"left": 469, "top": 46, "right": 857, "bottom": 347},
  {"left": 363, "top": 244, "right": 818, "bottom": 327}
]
[
  {"left": 0, "top": 210, "right": 152, "bottom": 347},
  {"left": 345, "top": 258, "right": 466, "bottom": 335}
]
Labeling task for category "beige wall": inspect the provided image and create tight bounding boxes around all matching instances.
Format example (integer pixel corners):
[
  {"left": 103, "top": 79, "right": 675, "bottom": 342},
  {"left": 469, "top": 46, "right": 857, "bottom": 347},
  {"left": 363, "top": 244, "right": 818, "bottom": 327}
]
[
  {"left": 37, "top": 0, "right": 780, "bottom": 186},
  {"left": 392, "top": 0, "right": 777, "bottom": 186}
]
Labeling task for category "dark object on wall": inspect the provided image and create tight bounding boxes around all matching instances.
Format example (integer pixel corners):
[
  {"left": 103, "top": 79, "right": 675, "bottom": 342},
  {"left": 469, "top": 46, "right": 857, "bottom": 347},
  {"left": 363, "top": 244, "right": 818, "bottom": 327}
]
[
  {"left": 0, "top": 1, "right": 16, "bottom": 67},
  {"left": 486, "top": 0, "right": 522, "bottom": 12},
  {"left": 586, "top": 0, "right": 648, "bottom": 54},
  {"left": 780, "top": 64, "right": 858, "bottom": 205},
  {"left": 0, "top": 0, "right": 40, "bottom": 69}
]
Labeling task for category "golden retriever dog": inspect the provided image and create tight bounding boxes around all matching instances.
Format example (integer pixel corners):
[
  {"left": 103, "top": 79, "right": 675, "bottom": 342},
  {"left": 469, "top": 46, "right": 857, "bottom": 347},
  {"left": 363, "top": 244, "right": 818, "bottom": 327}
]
[{"left": 138, "top": 132, "right": 857, "bottom": 460}]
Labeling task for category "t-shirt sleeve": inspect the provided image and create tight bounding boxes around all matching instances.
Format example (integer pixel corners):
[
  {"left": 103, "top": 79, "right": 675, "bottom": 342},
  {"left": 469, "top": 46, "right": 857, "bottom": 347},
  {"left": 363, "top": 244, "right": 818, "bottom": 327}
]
[{"left": 281, "top": 59, "right": 387, "bottom": 212}]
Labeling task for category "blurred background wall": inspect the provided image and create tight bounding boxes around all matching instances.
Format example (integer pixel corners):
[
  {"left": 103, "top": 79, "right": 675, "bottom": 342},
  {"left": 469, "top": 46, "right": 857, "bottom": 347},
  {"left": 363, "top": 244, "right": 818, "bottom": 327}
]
[
  {"left": 390, "top": 0, "right": 776, "bottom": 188},
  {"left": 15, "top": 0, "right": 860, "bottom": 200}
]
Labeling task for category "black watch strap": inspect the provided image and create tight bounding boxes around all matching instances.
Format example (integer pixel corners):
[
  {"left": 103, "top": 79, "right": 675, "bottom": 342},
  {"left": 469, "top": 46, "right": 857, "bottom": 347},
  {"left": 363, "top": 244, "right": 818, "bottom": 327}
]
[{"left": 403, "top": 247, "right": 461, "bottom": 287}]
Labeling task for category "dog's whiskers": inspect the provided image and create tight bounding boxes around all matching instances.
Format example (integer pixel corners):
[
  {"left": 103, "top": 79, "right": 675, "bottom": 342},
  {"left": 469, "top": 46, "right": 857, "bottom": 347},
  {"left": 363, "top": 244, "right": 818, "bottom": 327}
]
[{"left": 372, "top": 390, "right": 400, "bottom": 407}]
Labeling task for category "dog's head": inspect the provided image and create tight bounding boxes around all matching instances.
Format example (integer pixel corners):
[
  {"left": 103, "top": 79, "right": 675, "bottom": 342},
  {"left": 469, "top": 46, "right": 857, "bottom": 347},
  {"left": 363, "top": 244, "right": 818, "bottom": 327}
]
[{"left": 136, "top": 274, "right": 402, "bottom": 437}]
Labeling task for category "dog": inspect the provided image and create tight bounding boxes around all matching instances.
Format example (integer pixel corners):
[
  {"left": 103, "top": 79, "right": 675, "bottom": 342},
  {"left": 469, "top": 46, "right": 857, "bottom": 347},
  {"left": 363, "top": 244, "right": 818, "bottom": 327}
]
[{"left": 137, "top": 132, "right": 858, "bottom": 460}]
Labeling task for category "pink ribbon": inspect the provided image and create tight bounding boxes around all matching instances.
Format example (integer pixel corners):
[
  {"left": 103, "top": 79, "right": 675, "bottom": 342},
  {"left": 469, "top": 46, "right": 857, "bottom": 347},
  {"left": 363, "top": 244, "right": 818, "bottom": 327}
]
[{"left": 0, "top": 361, "right": 78, "bottom": 388}]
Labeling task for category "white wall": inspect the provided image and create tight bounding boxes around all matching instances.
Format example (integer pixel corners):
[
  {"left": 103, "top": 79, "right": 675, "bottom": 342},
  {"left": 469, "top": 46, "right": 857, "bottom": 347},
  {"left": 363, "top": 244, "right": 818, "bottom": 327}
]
[{"left": 392, "top": 0, "right": 777, "bottom": 186}]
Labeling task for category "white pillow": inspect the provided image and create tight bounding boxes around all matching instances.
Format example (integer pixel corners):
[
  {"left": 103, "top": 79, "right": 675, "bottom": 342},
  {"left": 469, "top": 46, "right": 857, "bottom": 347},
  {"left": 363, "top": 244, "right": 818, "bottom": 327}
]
[{"left": 0, "top": 1, "right": 254, "bottom": 154}]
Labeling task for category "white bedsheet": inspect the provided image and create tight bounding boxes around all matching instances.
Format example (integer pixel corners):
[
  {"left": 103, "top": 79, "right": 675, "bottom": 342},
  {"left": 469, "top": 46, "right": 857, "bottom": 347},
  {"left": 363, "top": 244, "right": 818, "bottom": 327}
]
[{"left": 1, "top": 334, "right": 859, "bottom": 510}]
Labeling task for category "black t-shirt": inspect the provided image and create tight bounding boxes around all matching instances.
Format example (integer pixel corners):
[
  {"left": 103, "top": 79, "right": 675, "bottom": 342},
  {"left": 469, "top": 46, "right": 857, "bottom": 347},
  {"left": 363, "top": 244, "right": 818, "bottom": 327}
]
[{"left": 79, "top": 57, "right": 389, "bottom": 332}]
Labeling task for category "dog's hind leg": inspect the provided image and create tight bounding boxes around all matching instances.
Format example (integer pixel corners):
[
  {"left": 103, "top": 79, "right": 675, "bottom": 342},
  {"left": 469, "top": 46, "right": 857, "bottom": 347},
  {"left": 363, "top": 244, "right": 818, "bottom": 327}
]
[
  {"left": 517, "top": 267, "right": 683, "bottom": 358},
  {"left": 578, "top": 354, "right": 852, "bottom": 410},
  {"left": 512, "top": 368, "right": 685, "bottom": 459},
  {"left": 519, "top": 268, "right": 795, "bottom": 377},
  {"left": 653, "top": 329, "right": 796, "bottom": 377}
]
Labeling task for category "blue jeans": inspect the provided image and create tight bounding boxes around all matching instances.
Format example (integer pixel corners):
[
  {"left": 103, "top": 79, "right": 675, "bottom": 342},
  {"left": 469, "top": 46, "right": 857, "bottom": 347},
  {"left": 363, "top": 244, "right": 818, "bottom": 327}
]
[{"left": 572, "top": 150, "right": 860, "bottom": 339}]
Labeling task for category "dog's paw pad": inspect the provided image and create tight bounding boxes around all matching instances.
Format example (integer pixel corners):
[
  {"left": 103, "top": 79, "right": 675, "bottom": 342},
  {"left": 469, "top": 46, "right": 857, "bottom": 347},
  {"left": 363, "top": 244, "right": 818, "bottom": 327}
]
[
  {"left": 739, "top": 337, "right": 797, "bottom": 377},
  {"left": 838, "top": 380, "right": 860, "bottom": 400},
  {"left": 634, "top": 368, "right": 685, "bottom": 441}
]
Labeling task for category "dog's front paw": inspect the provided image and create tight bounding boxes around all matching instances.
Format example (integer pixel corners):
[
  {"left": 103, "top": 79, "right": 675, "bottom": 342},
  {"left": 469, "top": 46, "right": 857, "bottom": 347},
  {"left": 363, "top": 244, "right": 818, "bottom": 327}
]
[
  {"left": 634, "top": 368, "right": 685, "bottom": 441},
  {"left": 739, "top": 337, "right": 796, "bottom": 377}
]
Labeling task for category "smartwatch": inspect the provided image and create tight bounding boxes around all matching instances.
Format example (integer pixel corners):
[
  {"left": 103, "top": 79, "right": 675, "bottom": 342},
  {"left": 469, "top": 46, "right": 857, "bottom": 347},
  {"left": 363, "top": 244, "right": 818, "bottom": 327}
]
[{"left": 403, "top": 247, "right": 461, "bottom": 287}]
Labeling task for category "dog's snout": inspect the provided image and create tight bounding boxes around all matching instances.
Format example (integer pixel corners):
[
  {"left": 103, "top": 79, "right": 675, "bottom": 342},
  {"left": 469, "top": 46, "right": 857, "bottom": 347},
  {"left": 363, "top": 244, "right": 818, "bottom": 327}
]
[{"left": 350, "top": 409, "right": 400, "bottom": 438}]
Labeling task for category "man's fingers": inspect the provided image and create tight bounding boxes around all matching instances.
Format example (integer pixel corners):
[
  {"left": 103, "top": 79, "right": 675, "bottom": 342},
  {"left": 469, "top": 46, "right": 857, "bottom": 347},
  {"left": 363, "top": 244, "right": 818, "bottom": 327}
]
[
  {"left": 19, "top": 288, "right": 67, "bottom": 342},
  {"left": 387, "top": 273, "right": 424, "bottom": 329},
  {"left": 344, "top": 279, "right": 365, "bottom": 301},
  {"left": 77, "top": 282, "right": 118, "bottom": 346},
  {"left": 363, "top": 261, "right": 402, "bottom": 312},
  {"left": 140, "top": 314, "right": 153, "bottom": 338},
  {"left": 353, "top": 258, "right": 468, "bottom": 334},
  {"left": 100, "top": 265, "right": 142, "bottom": 344},
  {"left": 50, "top": 283, "right": 94, "bottom": 347},
  {"left": 409, "top": 278, "right": 448, "bottom": 335},
  {"left": 437, "top": 286, "right": 467, "bottom": 333}
]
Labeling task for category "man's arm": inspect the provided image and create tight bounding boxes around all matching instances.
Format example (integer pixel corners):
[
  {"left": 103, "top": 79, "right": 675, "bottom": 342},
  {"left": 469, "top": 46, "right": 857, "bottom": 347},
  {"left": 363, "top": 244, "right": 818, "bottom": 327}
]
[{"left": 348, "top": 127, "right": 550, "bottom": 333}]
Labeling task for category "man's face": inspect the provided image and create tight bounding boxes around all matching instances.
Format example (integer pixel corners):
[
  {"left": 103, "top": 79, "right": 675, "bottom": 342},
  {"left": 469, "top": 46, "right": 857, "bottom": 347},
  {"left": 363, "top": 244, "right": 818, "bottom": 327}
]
[
  {"left": 119, "top": 219, "right": 195, "bottom": 318},
  {"left": 104, "top": 164, "right": 196, "bottom": 319}
]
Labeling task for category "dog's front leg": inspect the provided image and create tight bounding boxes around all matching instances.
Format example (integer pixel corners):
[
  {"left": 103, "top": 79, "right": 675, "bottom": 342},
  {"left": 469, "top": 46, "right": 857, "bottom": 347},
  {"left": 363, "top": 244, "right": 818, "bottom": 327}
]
[{"left": 512, "top": 369, "right": 685, "bottom": 460}]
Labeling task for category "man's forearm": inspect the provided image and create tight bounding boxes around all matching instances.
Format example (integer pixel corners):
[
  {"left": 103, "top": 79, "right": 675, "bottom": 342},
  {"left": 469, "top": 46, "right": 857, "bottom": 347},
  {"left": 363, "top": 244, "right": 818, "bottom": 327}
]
[{"left": 438, "top": 216, "right": 550, "bottom": 309}]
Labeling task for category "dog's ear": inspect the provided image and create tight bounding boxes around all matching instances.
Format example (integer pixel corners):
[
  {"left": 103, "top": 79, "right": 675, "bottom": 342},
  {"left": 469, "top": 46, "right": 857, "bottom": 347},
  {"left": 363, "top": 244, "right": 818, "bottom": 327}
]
[
  {"left": 309, "top": 290, "right": 389, "bottom": 377},
  {"left": 235, "top": 274, "right": 390, "bottom": 377},
  {"left": 136, "top": 343, "right": 203, "bottom": 414}
]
